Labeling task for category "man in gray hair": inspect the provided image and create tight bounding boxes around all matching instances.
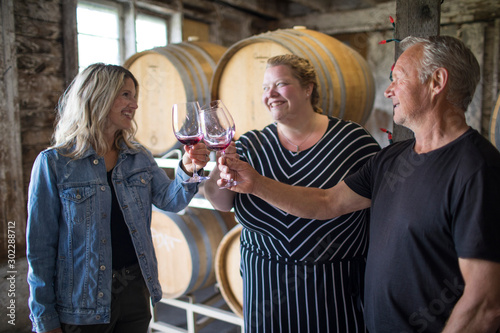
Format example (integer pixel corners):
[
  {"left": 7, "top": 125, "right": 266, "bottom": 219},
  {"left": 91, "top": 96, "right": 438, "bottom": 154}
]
[{"left": 217, "top": 35, "right": 500, "bottom": 332}]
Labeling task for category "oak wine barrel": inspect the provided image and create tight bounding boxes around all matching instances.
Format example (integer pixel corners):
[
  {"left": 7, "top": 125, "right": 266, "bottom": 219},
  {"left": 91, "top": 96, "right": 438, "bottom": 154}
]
[
  {"left": 124, "top": 41, "right": 227, "bottom": 155},
  {"left": 210, "top": 27, "right": 375, "bottom": 139},
  {"left": 215, "top": 224, "right": 243, "bottom": 317},
  {"left": 151, "top": 207, "right": 237, "bottom": 298}
]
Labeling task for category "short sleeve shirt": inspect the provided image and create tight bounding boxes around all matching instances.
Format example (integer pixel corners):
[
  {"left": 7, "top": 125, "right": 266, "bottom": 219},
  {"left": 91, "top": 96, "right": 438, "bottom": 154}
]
[{"left": 344, "top": 128, "right": 500, "bottom": 332}]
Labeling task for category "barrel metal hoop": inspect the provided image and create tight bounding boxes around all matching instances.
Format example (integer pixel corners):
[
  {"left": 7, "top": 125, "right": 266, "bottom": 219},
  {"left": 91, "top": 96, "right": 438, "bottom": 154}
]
[
  {"left": 186, "top": 209, "right": 213, "bottom": 290},
  {"left": 210, "top": 209, "right": 230, "bottom": 234},
  {"left": 168, "top": 44, "right": 208, "bottom": 105},
  {"left": 153, "top": 47, "right": 196, "bottom": 103},
  {"left": 349, "top": 50, "right": 375, "bottom": 124},
  {"left": 170, "top": 43, "right": 213, "bottom": 106},
  {"left": 279, "top": 30, "right": 346, "bottom": 118},
  {"left": 180, "top": 42, "right": 218, "bottom": 68}
]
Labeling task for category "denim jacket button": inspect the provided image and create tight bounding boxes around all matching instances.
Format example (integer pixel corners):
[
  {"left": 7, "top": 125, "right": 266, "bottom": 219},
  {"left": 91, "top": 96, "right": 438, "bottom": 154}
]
[
  {"left": 98, "top": 292, "right": 104, "bottom": 298},
  {"left": 93, "top": 159, "right": 99, "bottom": 165},
  {"left": 95, "top": 315, "right": 101, "bottom": 320},
  {"left": 100, "top": 186, "right": 106, "bottom": 191},
  {"left": 100, "top": 265, "right": 106, "bottom": 271}
]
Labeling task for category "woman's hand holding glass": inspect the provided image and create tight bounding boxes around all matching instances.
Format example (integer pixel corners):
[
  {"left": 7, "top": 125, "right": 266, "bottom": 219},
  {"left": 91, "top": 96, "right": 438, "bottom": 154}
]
[
  {"left": 218, "top": 141, "right": 237, "bottom": 158},
  {"left": 182, "top": 142, "right": 211, "bottom": 178},
  {"left": 216, "top": 153, "right": 255, "bottom": 193}
]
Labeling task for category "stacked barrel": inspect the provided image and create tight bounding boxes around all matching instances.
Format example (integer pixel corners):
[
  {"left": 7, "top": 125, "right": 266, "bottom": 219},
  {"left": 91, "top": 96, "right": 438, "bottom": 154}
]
[{"left": 124, "top": 41, "right": 227, "bottom": 155}]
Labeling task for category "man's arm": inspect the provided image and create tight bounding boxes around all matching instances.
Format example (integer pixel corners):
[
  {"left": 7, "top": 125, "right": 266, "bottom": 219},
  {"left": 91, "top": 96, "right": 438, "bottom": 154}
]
[
  {"left": 442, "top": 258, "right": 500, "bottom": 332},
  {"left": 217, "top": 156, "right": 371, "bottom": 220}
]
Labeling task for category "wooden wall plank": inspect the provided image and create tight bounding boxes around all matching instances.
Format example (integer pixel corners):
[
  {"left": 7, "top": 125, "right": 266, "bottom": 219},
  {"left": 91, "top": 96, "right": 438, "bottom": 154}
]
[
  {"left": 278, "top": 0, "right": 500, "bottom": 34},
  {"left": 0, "top": 0, "right": 26, "bottom": 260},
  {"left": 62, "top": 0, "right": 78, "bottom": 86},
  {"left": 392, "top": 0, "right": 442, "bottom": 141}
]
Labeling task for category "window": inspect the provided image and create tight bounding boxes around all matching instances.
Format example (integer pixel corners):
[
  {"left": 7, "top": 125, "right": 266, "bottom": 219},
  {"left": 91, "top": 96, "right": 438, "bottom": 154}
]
[
  {"left": 77, "top": 1, "right": 121, "bottom": 72},
  {"left": 135, "top": 14, "right": 168, "bottom": 52},
  {"left": 76, "top": 1, "right": 178, "bottom": 72}
]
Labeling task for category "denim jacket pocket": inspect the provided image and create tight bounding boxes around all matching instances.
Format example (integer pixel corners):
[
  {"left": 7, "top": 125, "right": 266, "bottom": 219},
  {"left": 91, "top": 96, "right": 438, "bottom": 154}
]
[
  {"left": 60, "top": 185, "right": 96, "bottom": 224},
  {"left": 123, "top": 170, "right": 153, "bottom": 216},
  {"left": 124, "top": 170, "right": 153, "bottom": 187}
]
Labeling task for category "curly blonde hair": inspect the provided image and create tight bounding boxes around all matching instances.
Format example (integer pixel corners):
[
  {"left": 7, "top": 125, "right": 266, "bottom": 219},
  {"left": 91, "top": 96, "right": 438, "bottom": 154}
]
[{"left": 266, "top": 54, "right": 322, "bottom": 114}]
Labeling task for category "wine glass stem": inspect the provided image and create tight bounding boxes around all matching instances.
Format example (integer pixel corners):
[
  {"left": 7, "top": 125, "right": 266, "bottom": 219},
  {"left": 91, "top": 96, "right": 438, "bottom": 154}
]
[
  {"left": 191, "top": 145, "right": 198, "bottom": 180},
  {"left": 222, "top": 150, "right": 231, "bottom": 182}
]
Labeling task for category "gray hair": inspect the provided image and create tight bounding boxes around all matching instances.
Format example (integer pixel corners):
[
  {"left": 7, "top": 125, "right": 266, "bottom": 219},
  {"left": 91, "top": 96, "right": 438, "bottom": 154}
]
[{"left": 400, "top": 36, "right": 480, "bottom": 111}]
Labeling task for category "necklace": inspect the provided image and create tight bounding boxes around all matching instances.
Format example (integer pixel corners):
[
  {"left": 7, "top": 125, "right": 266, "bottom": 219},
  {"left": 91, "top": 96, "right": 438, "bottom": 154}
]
[{"left": 278, "top": 121, "right": 316, "bottom": 154}]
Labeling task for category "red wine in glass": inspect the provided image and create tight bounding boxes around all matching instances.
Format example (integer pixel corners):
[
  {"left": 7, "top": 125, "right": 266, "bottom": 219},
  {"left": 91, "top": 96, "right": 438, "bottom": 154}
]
[
  {"left": 172, "top": 102, "right": 209, "bottom": 183},
  {"left": 207, "top": 142, "right": 231, "bottom": 152},
  {"left": 176, "top": 134, "right": 204, "bottom": 147}
]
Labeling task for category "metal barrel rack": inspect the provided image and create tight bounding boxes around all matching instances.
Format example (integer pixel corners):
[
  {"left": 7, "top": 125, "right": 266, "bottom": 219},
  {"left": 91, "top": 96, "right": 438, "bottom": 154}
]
[{"left": 149, "top": 153, "right": 243, "bottom": 333}]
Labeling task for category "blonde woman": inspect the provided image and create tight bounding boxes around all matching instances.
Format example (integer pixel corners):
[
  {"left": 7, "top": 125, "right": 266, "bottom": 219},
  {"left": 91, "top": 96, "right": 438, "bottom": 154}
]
[{"left": 26, "top": 63, "right": 210, "bottom": 333}]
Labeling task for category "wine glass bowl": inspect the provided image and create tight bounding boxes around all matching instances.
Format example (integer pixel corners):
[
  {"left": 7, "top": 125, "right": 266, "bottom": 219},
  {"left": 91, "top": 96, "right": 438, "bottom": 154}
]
[
  {"left": 172, "top": 101, "right": 209, "bottom": 183},
  {"left": 200, "top": 110, "right": 234, "bottom": 152},
  {"left": 201, "top": 100, "right": 235, "bottom": 130},
  {"left": 200, "top": 100, "right": 241, "bottom": 189}
]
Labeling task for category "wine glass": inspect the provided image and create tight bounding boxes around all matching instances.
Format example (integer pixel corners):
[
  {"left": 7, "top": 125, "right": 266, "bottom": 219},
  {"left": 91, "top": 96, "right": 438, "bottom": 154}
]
[
  {"left": 172, "top": 101, "right": 209, "bottom": 183},
  {"left": 200, "top": 100, "right": 240, "bottom": 188}
]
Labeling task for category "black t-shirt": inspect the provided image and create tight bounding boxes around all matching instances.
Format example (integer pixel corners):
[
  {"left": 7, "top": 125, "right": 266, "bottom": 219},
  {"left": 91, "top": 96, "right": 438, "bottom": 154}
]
[
  {"left": 345, "top": 128, "right": 500, "bottom": 332},
  {"left": 107, "top": 170, "right": 138, "bottom": 270}
]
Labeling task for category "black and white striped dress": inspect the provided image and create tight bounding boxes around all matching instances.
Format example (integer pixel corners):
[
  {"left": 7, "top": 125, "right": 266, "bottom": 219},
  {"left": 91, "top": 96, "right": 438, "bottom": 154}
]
[{"left": 234, "top": 117, "right": 380, "bottom": 333}]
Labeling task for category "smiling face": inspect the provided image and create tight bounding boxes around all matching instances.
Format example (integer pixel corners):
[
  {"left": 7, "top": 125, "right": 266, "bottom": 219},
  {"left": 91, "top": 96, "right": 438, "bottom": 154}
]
[
  {"left": 384, "top": 44, "right": 432, "bottom": 129},
  {"left": 261, "top": 64, "right": 311, "bottom": 123},
  {"left": 106, "top": 77, "right": 138, "bottom": 135}
]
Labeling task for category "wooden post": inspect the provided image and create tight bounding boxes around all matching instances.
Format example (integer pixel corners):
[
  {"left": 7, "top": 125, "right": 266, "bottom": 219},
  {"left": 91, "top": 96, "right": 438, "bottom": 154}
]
[
  {"left": 0, "top": 0, "right": 26, "bottom": 260},
  {"left": 62, "top": 0, "right": 78, "bottom": 86},
  {"left": 392, "top": 0, "right": 442, "bottom": 142}
]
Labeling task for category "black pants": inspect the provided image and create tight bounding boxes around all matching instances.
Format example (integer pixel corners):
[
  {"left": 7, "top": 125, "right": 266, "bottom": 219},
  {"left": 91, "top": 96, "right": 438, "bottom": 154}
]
[{"left": 61, "top": 264, "right": 151, "bottom": 333}]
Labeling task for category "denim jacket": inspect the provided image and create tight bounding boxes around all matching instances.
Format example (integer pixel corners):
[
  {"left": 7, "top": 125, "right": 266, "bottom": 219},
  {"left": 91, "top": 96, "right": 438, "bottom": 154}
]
[{"left": 26, "top": 143, "right": 199, "bottom": 332}]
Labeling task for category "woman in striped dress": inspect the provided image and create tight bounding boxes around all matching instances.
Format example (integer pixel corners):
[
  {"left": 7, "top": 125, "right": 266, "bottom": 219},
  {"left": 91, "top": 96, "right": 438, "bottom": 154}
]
[{"left": 204, "top": 54, "right": 380, "bottom": 332}]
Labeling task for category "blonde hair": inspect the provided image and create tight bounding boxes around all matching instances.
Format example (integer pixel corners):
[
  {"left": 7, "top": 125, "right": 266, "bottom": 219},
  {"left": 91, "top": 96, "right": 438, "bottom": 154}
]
[
  {"left": 266, "top": 54, "right": 323, "bottom": 114},
  {"left": 52, "top": 63, "right": 139, "bottom": 158}
]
